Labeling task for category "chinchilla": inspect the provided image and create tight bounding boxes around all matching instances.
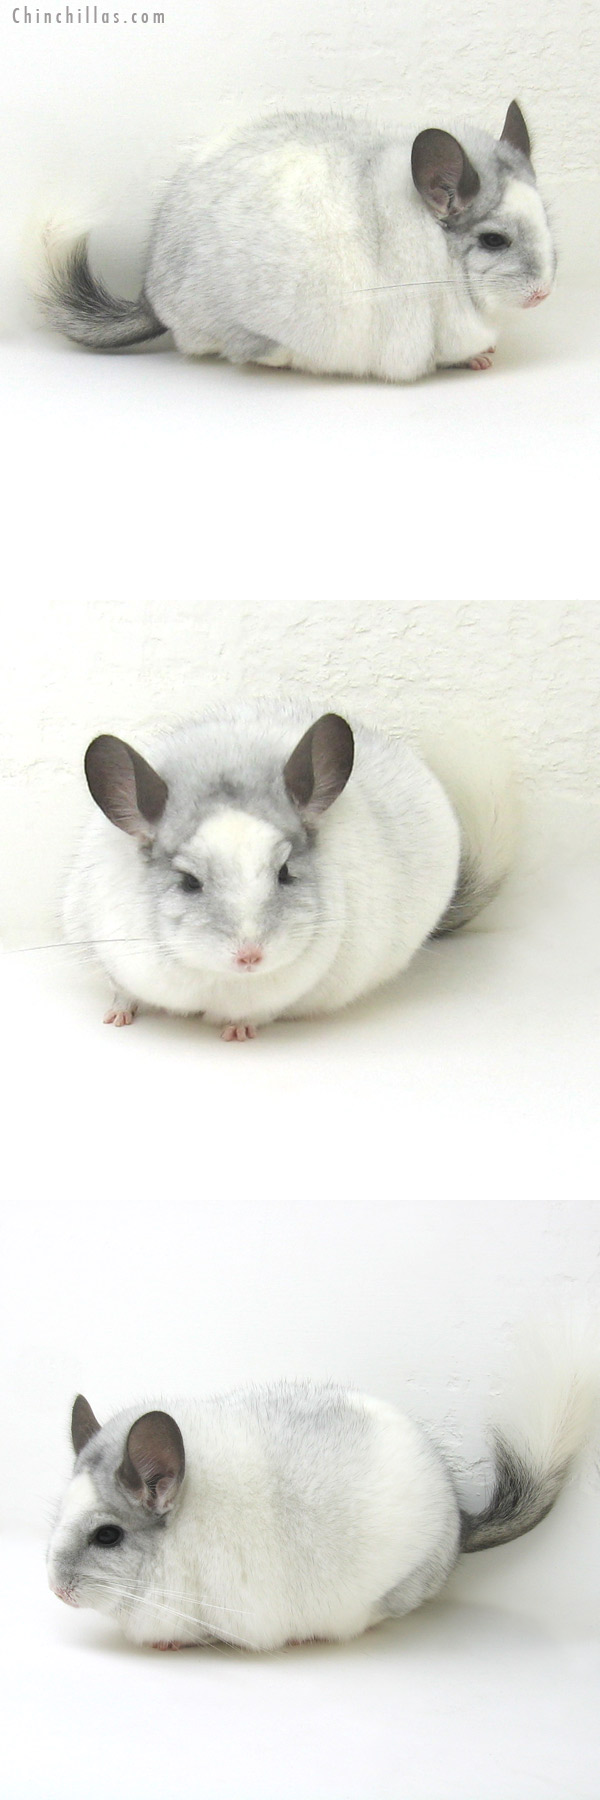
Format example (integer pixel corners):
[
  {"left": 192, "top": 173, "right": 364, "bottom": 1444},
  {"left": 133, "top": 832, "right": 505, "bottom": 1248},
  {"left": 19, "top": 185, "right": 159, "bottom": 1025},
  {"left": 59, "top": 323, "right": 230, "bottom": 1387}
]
[
  {"left": 35, "top": 101, "right": 555, "bottom": 380},
  {"left": 62, "top": 703, "right": 516, "bottom": 1039},
  {"left": 47, "top": 1330, "right": 597, "bottom": 1651}
]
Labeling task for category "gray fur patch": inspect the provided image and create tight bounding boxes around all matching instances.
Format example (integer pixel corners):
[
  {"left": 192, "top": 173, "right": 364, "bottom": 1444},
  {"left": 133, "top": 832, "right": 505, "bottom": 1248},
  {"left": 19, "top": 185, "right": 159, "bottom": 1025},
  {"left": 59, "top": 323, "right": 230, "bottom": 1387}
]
[
  {"left": 39, "top": 236, "right": 166, "bottom": 349},
  {"left": 460, "top": 1434, "right": 566, "bottom": 1552},
  {"left": 432, "top": 857, "right": 502, "bottom": 935}
]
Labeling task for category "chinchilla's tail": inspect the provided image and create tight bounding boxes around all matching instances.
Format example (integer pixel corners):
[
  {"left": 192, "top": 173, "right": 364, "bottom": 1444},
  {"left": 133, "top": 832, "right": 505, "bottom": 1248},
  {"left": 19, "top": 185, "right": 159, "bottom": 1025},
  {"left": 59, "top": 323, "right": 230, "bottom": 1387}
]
[
  {"left": 460, "top": 1326, "right": 598, "bottom": 1553},
  {"left": 423, "top": 730, "right": 518, "bottom": 933},
  {"left": 31, "top": 218, "right": 166, "bottom": 349}
]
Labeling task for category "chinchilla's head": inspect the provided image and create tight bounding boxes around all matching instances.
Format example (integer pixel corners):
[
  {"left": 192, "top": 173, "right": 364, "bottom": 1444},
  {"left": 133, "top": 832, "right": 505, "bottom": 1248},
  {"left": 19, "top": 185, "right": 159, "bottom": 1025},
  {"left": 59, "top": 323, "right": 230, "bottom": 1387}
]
[
  {"left": 47, "top": 1398, "right": 187, "bottom": 1631},
  {"left": 411, "top": 101, "right": 556, "bottom": 314},
  {"left": 83, "top": 713, "right": 355, "bottom": 980}
]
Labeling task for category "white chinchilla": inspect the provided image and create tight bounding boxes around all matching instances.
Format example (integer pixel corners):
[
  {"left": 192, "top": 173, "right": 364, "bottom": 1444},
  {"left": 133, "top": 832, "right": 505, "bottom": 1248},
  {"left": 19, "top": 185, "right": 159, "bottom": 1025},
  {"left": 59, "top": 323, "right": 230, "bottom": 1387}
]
[
  {"left": 36, "top": 101, "right": 555, "bottom": 380},
  {"left": 47, "top": 1335, "right": 597, "bottom": 1652},
  {"left": 62, "top": 703, "right": 515, "bottom": 1040}
]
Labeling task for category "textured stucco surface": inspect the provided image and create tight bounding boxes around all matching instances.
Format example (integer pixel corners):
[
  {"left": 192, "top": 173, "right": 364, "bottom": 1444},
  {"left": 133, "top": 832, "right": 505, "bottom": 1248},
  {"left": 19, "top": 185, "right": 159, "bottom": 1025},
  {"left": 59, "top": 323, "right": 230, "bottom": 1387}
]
[{"left": 1, "top": 0, "right": 600, "bottom": 311}]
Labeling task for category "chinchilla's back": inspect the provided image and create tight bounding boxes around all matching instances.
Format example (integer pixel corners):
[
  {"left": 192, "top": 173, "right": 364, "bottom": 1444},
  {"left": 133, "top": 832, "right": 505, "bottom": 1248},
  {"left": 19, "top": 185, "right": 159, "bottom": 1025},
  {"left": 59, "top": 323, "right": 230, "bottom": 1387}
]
[{"left": 143, "top": 112, "right": 430, "bottom": 373}]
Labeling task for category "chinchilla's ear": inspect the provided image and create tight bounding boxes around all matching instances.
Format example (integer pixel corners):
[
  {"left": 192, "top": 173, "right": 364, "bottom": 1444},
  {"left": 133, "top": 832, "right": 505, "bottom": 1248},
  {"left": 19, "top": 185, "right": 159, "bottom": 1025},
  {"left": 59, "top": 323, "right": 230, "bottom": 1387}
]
[
  {"left": 283, "top": 714, "right": 354, "bottom": 823},
  {"left": 71, "top": 1395, "right": 101, "bottom": 1455},
  {"left": 411, "top": 129, "right": 480, "bottom": 220},
  {"left": 84, "top": 735, "right": 168, "bottom": 839},
  {"left": 500, "top": 100, "right": 531, "bottom": 162},
  {"left": 116, "top": 1411, "right": 185, "bottom": 1515}
]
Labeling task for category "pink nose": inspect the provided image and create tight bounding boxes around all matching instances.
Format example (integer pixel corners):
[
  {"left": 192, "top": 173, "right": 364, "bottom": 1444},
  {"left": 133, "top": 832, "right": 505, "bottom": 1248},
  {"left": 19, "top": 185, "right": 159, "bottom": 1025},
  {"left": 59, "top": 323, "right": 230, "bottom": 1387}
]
[
  {"left": 235, "top": 944, "right": 264, "bottom": 968},
  {"left": 524, "top": 289, "right": 549, "bottom": 308}
]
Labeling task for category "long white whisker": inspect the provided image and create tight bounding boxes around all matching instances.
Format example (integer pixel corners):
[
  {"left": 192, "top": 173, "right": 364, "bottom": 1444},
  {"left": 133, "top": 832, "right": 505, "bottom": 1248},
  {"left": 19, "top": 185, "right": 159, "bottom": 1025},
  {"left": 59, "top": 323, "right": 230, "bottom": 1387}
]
[
  {"left": 346, "top": 275, "right": 514, "bottom": 295},
  {"left": 87, "top": 1584, "right": 253, "bottom": 1648},
  {"left": 95, "top": 1579, "right": 259, "bottom": 1617}
]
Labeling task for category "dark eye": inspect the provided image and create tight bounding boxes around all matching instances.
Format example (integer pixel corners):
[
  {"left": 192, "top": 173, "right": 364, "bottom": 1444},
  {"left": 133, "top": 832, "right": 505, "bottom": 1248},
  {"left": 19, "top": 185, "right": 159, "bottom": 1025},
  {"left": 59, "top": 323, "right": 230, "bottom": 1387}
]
[
  {"left": 278, "top": 862, "right": 293, "bottom": 885},
  {"left": 180, "top": 872, "right": 202, "bottom": 894},
  {"left": 91, "top": 1525, "right": 124, "bottom": 1548},
  {"left": 478, "top": 232, "right": 511, "bottom": 251}
]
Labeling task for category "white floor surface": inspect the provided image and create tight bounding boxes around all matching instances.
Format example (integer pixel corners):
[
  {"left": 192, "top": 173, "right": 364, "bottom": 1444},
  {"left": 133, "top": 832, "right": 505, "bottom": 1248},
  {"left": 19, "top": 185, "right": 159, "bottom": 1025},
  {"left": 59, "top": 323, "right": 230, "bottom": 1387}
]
[
  {"left": 4, "top": 794, "right": 599, "bottom": 1206},
  {"left": 2, "top": 281, "right": 599, "bottom": 609}
]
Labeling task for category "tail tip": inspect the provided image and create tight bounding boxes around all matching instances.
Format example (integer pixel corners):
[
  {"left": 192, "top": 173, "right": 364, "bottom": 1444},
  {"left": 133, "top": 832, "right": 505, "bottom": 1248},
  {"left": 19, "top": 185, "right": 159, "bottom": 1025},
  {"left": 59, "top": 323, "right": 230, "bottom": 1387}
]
[{"left": 22, "top": 210, "right": 95, "bottom": 314}]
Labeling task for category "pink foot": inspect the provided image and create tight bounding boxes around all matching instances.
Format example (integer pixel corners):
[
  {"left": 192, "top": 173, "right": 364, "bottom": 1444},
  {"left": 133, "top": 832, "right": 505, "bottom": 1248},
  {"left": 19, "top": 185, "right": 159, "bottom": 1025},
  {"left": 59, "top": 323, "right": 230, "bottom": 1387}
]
[
  {"left": 221, "top": 1022, "right": 257, "bottom": 1042},
  {"left": 152, "top": 1640, "right": 187, "bottom": 1651},
  {"left": 468, "top": 348, "right": 495, "bottom": 370},
  {"left": 104, "top": 1006, "right": 137, "bottom": 1027}
]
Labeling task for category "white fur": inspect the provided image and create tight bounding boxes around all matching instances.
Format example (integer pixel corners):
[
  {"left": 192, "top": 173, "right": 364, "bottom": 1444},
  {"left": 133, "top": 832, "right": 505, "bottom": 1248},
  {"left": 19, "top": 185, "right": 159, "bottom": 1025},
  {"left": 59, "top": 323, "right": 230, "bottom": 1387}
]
[
  {"left": 50, "top": 1388, "right": 460, "bottom": 1648},
  {"left": 488, "top": 1320, "right": 600, "bottom": 1474},
  {"left": 63, "top": 708, "right": 517, "bottom": 1030},
  {"left": 418, "top": 728, "right": 518, "bottom": 901},
  {"left": 48, "top": 1471, "right": 99, "bottom": 1583},
  {"left": 47, "top": 1330, "right": 598, "bottom": 1652},
  {"left": 146, "top": 125, "right": 493, "bottom": 378},
  {"left": 501, "top": 179, "right": 555, "bottom": 293},
  {"left": 59, "top": 1470, "right": 98, "bottom": 1523},
  {"left": 34, "top": 111, "right": 556, "bottom": 379}
]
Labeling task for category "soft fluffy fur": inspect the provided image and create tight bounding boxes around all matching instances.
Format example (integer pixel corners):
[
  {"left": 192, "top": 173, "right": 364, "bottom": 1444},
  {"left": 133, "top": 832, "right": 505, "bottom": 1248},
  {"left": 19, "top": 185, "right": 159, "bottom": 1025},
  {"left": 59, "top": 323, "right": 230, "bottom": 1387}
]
[
  {"left": 35, "top": 103, "right": 556, "bottom": 380},
  {"left": 63, "top": 702, "right": 515, "bottom": 1036},
  {"left": 47, "top": 1338, "right": 596, "bottom": 1651}
]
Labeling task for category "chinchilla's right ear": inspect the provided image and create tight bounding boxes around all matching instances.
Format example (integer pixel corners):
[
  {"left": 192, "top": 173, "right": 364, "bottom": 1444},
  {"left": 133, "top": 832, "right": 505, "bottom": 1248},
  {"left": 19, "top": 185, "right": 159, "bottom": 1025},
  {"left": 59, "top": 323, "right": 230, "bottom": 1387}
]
[
  {"left": 84, "top": 734, "right": 168, "bottom": 838},
  {"left": 284, "top": 713, "right": 355, "bottom": 824}
]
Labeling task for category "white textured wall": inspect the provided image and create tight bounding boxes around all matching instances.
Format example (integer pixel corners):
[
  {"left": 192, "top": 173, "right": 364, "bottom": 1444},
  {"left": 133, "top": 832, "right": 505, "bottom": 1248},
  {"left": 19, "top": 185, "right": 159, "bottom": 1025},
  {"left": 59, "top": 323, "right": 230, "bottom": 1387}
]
[
  {"left": 1, "top": 599, "right": 599, "bottom": 946},
  {"left": 1, "top": 0, "right": 599, "bottom": 309}
]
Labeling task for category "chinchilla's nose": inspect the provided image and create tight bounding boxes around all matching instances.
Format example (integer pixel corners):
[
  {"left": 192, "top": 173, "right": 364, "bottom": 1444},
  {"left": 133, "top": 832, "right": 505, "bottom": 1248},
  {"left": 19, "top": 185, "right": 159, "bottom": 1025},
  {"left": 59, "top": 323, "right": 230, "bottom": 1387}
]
[
  {"left": 524, "top": 287, "right": 550, "bottom": 307},
  {"left": 52, "top": 1585, "right": 79, "bottom": 1607},
  {"left": 235, "top": 943, "right": 264, "bottom": 968}
]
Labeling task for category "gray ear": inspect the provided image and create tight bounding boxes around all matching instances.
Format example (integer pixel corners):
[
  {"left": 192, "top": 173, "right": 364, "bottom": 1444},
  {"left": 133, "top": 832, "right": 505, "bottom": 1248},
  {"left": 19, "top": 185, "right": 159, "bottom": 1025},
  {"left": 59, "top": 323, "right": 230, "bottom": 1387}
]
[
  {"left": 84, "top": 735, "right": 168, "bottom": 839},
  {"left": 500, "top": 100, "right": 531, "bottom": 161},
  {"left": 71, "top": 1395, "right": 101, "bottom": 1455},
  {"left": 411, "top": 129, "right": 480, "bottom": 220},
  {"left": 284, "top": 714, "right": 354, "bottom": 822},
  {"left": 117, "top": 1411, "right": 185, "bottom": 1516}
]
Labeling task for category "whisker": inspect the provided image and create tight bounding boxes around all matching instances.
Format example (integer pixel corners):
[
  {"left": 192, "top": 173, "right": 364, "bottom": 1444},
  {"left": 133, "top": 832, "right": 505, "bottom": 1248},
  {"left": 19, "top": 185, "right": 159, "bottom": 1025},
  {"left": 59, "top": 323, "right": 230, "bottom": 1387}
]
[
  {"left": 98, "top": 1579, "right": 259, "bottom": 1618},
  {"left": 87, "top": 1583, "right": 253, "bottom": 1649},
  {"left": 346, "top": 275, "right": 513, "bottom": 296}
]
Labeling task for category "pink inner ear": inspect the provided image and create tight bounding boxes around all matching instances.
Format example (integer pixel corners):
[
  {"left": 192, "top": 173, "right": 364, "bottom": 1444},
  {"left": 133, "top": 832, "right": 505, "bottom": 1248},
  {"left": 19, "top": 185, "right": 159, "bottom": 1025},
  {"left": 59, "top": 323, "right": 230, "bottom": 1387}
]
[
  {"left": 411, "top": 130, "right": 480, "bottom": 220},
  {"left": 119, "top": 1411, "right": 185, "bottom": 1511}
]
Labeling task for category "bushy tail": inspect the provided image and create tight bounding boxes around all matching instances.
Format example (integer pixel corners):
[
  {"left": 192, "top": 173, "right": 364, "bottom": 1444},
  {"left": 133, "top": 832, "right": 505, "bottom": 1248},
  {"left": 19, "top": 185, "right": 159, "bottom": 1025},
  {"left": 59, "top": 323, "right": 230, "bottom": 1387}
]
[
  {"left": 422, "top": 730, "right": 518, "bottom": 934},
  {"left": 461, "top": 1327, "right": 598, "bottom": 1553},
  {"left": 31, "top": 219, "right": 166, "bottom": 349}
]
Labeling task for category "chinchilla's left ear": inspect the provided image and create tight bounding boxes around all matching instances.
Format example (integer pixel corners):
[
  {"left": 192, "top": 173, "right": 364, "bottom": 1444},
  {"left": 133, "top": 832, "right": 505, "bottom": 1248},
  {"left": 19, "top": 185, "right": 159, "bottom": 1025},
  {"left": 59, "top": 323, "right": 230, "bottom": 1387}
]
[
  {"left": 116, "top": 1411, "right": 185, "bottom": 1515},
  {"left": 500, "top": 101, "right": 532, "bottom": 162},
  {"left": 411, "top": 129, "right": 480, "bottom": 220},
  {"left": 71, "top": 1395, "right": 101, "bottom": 1454}
]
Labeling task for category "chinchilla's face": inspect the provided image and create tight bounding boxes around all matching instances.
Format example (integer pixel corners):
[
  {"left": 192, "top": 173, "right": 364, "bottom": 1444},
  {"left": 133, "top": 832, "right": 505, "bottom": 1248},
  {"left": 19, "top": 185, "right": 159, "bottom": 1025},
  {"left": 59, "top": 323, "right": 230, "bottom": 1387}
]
[
  {"left": 411, "top": 103, "right": 556, "bottom": 316},
  {"left": 47, "top": 1401, "right": 186, "bottom": 1636},
  {"left": 453, "top": 169, "right": 556, "bottom": 315},
  {"left": 83, "top": 712, "right": 355, "bottom": 981},
  {"left": 149, "top": 803, "right": 322, "bottom": 978}
]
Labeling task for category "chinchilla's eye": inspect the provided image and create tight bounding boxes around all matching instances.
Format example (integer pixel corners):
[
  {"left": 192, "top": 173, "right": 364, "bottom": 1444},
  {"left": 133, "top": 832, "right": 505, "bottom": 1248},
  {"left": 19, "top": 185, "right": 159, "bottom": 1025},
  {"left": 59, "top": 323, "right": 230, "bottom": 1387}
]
[
  {"left": 180, "top": 872, "right": 203, "bottom": 894},
  {"left": 91, "top": 1525, "right": 125, "bottom": 1548},
  {"left": 278, "top": 863, "right": 293, "bottom": 885},
  {"left": 478, "top": 231, "right": 511, "bottom": 250}
]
